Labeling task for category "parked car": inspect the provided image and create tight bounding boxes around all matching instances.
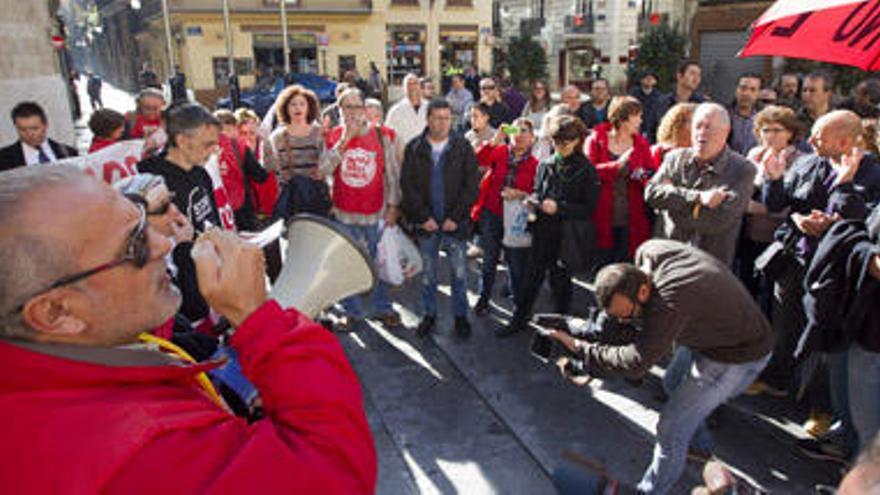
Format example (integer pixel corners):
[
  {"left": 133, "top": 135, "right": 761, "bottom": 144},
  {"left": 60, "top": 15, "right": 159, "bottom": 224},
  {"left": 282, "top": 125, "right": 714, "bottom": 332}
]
[{"left": 217, "top": 74, "right": 337, "bottom": 117}]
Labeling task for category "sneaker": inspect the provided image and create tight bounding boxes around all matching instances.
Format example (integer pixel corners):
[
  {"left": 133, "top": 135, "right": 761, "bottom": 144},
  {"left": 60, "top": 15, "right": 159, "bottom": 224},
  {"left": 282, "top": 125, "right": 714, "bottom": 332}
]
[
  {"left": 496, "top": 318, "right": 526, "bottom": 338},
  {"left": 804, "top": 410, "right": 832, "bottom": 438},
  {"left": 473, "top": 297, "right": 490, "bottom": 316},
  {"left": 796, "top": 438, "right": 849, "bottom": 465},
  {"left": 373, "top": 310, "right": 402, "bottom": 327},
  {"left": 454, "top": 316, "right": 471, "bottom": 338},
  {"left": 335, "top": 317, "right": 363, "bottom": 333},
  {"left": 744, "top": 380, "right": 788, "bottom": 398},
  {"left": 417, "top": 315, "right": 436, "bottom": 338},
  {"left": 467, "top": 244, "right": 483, "bottom": 258}
]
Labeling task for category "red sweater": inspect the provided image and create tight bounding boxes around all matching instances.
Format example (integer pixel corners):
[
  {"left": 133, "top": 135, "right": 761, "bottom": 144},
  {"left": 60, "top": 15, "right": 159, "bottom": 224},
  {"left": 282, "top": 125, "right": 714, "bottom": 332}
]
[
  {"left": 0, "top": 301, "right": 376, "bottom": 494},
  {"left": 475, "top": 143, "right": 538, "bottom": 218},
  {"left": 586, "top": 123, "right": 655, "bottom": 257}
]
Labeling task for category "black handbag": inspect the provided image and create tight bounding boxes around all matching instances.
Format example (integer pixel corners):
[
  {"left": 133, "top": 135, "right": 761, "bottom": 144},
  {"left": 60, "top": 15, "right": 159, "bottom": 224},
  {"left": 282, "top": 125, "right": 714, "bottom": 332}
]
[{"left": 754, "top": 235, "right": 798, "bottom": 281}]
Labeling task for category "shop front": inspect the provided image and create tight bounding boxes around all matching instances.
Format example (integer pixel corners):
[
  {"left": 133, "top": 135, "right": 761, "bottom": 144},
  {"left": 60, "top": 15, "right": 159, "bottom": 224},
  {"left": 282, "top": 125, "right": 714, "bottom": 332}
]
[
  {"left": 252, "top": 32, "right": 319, "bottom": 80},
  {"left": 439, "top": 25, "right": 478, "bottom": 72},
  {"left": 386, "top": 25, "right": 426, "bottom": 85}
]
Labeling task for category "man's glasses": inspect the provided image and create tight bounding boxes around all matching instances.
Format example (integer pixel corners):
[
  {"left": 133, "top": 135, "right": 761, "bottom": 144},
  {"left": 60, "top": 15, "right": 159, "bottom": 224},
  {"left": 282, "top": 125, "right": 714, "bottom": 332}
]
[
  {"left": 15, "top": 205, "right": 150, "bottom": 312},
  {"left": 480, "top": 85, "right": 496, "bottom": 91}
]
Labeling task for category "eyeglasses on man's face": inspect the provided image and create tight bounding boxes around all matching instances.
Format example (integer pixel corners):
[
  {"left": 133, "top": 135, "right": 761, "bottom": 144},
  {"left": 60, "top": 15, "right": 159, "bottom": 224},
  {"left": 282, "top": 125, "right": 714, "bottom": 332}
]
[{"left": 14, "top": 204, "right": 151, "bottom": 313}]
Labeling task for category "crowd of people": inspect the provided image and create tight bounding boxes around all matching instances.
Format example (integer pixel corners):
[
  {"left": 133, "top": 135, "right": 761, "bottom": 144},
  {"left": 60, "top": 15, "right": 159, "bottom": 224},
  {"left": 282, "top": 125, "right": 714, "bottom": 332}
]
[{"left": 1, "top": 57, "right": 879, "bottom": 493}]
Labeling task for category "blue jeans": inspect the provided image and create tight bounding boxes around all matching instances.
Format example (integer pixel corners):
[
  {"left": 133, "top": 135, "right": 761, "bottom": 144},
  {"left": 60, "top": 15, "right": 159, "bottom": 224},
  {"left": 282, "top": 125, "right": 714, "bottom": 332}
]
[
  {"left": 506, "top": 247, "right": 531, "bottom": 306},
  {"left": 637, "top": 351, "right": 771, "bottom": 494},
  {"left": 661, "top": 347, "right": 713, "bottom": 453},
  {"left": 419, "top": 232, "right": 468, "bottom": 317},
  {"left": 849, "top": 344, "right": 880, "bottom": 451},
  {"left": 337, "top": 222, "right": 392, "bottom": 318}
]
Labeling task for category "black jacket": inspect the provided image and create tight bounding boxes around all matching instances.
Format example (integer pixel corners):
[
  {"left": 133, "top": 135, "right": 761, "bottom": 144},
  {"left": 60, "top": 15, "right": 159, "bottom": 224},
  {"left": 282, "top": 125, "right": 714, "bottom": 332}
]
[
  {"left": 533, "top": 152, "right": 600, "bottom": 224},
  {"left": 137, "top": 154, "right": 221, "bottom": 233},
  {"left": 400, "top": 130, "right": 480, "bottom": 238},
  {"left": 800, "top": 219, "right": 880, "bottom": 356},
  {"left": 0, "top": 139, "right": 78, "bottom": 172},
  {"left": 629, "top": 86, "right": 665, "bottom": 143},
  {"left": 485, "top": 101, "right": 513, "bottom": 129},
  {"left": 763, "top": 153, "right": 880, "bottom": 261},
  {"left": 575, "top": 102, "right": 609, "bottom": 130}
]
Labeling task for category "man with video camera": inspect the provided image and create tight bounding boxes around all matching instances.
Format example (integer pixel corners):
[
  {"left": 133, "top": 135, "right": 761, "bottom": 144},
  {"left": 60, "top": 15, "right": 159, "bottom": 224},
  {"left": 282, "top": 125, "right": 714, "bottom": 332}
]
[{"left": 545, "top": 239, "right": 773, "bottom": 494}]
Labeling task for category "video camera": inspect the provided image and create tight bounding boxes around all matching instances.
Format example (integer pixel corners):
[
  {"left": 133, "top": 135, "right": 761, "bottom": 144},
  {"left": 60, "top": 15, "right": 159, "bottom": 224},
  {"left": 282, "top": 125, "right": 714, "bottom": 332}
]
[{"left": 529, "top": 310, "right": 641, "bottom": 378}]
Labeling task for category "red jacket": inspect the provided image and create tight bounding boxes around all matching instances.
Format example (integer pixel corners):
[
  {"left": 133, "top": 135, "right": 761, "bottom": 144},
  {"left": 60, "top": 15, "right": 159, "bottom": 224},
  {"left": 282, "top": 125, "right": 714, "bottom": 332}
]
[
  {"left": 586, "top": 123, "right": 655, "bottom": 257},
  {"left": 0, "top": 301, "right": 376, "bottom": 494},
  {"left": 475, "top": 143, "right": 538, "bottom": 218},
  {"left": 218, "top": 134, "right": 246, "bottom": 211}
]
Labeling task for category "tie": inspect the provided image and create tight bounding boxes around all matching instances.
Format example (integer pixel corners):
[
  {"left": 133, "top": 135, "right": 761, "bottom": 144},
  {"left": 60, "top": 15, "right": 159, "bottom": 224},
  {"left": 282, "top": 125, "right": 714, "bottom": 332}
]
[{"left": 37, "top": 146, "right": 51, "bottom": 164}]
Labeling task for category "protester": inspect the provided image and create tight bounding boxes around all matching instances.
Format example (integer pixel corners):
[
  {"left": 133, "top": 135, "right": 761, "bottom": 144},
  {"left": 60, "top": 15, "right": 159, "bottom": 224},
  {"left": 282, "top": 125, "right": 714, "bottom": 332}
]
[
  {"left": 651, "top": 102, "right": 697, "bottom": 169},
  {"left": 320, "top": 82, "right": 350, "bottom": 132},
  {"left": 138, "top": 104, "right": 222, "bottom": 234},
  {"left": 737, "top": 105, "right": 804, "bottom": 317},
  {"left": 214, "top": 110, "right": 270, "bottom": 231},
  {"left": 472, "top": 118, "right": 539, "bottom": 315},
  {"left": 446, "top": 73, "right": 474, "bottom": 126},
  {"left": 586, "top": 96, "right": 654, "bottom": 265},
  {"left": 561, "top": 85, "right": 588, "bottom": 128},
  {"left": 646, "top": 103, "right": 756, "bottom": 267},
  {"left": 234, "top": 108, "right": 262, "bottom": 154},
  {"left": 478, "top": 77, "right": 513, "bottom": 128},
  {"left": 532, "top": 104, "right": 573, "bottom": 164},
  {"left": 464, "top": 103, "right": 496, "bottom": 162},
  {"left": 139, "top": 61, "right": 161, "bottom": 89},
  {"left": 0, "top": 166, "right": 377, "bottom": 493},
  {"left": 0, "top": 101, "right": 78, "bottom": 171},
  {"left": 367, "top": 60, "right": 385, "bottom": 103},
  {"left": 798, "top": 71, "right": 834, "bottom": 141},
  {"left": 778, "top": 73, "right": 801, "bottom": 110},
  {"left": 124, "top": 88, "right": 166, "bottom": 139},
  {"left": 728, "top": 73, "right": 762, "bottom": 156},
  {"left": 580, "top": 78, "right": 611, "bottom": 129},
  {"left": 86, "top": 71, "right": 103, "bottom": 110},
  {"left": 500, "top": 115, "right": 599, "bottom": 338},
  {"left": 264, "top": 85, "right": 330, "bottom": 219},
  {"left": 401, "top": 99, "right": 480, "bottom": 338},
  {"left": 760, "top": 110, "right": 880, "bottom": 450},
  {"left": 365, "top": 98, "right": 385, "bottom": 127},
  {"left": 521, "top": 80, "right": 554, "bottom": 133},
  {"left": 841, "top": 78, "right": 880, "bottom": 119},
  {"left": 386, "top": 73, "right": 428, "bottom": 162},
  {"left": 548, "top": 239, "right": 773, "bottom": 495},
  {"left": 658, "top": 60, "right": 705, "bottom": 119},
  {"left": 420, "top": 77, "right": 436, "bottom": 100},
  {"left": 321, "top": 88, "right": 402, "bottom": 331},
  {"left": 87, "top": 108, "right": 126, "bottom": 153},
  {"left": 501, "top": 77, "right": 527, "bottom": 118},
  {"left": 629, "top": 71, "right": 664, "bottom": 143}
]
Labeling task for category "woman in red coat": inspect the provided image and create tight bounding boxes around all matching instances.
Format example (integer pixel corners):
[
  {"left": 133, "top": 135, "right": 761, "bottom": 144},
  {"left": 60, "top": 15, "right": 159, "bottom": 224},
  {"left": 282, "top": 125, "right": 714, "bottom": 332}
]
[{"left": 585, "top": 96, "right": 655, "bottom": 263}]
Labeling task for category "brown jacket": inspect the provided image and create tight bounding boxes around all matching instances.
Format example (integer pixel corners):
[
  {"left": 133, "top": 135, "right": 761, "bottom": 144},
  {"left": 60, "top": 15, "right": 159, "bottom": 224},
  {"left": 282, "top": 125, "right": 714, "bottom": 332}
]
[{"left": 582, "top": 239, "right": 774, "bottom": 379}]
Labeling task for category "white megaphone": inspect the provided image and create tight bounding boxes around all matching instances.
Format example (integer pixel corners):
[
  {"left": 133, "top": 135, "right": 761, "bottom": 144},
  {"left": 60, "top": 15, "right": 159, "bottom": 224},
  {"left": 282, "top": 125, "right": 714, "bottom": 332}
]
[{"left": 268, "top": 214, "right": 376, "bottom": 318}]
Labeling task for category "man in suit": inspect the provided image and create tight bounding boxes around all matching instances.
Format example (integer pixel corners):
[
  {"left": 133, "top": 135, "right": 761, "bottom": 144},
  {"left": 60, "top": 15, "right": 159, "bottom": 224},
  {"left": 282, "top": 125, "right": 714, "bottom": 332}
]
[{"left": 0, "top": 102, "right": 77, "bottom": 171}]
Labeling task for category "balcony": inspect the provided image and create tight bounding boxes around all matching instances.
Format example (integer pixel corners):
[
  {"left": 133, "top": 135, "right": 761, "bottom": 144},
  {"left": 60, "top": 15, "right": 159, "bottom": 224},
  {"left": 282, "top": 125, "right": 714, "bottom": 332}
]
[{"left": 564, "top": 14, "right": 594, "bottom": 36}]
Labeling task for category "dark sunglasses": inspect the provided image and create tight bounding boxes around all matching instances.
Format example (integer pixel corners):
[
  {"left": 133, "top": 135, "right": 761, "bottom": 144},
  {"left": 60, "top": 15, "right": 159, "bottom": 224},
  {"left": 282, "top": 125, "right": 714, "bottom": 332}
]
[
  {"left": 480, "top": 85, "right": 496, "bottom": 90},
  {"left": 15, "top": 204, "right": 150, "bottom": 312}
]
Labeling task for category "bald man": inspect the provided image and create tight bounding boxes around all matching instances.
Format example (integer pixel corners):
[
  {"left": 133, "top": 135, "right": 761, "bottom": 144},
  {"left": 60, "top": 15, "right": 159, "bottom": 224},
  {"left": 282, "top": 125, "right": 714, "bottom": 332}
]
[{"left": 759, "top": 109, "right": 880, "bottom": 418}]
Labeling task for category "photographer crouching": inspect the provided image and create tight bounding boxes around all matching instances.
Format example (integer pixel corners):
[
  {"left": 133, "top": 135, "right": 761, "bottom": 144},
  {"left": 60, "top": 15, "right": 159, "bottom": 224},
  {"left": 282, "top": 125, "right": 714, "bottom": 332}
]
[{"left": 543, "top": 239, "right": 773, "bottom": 494}]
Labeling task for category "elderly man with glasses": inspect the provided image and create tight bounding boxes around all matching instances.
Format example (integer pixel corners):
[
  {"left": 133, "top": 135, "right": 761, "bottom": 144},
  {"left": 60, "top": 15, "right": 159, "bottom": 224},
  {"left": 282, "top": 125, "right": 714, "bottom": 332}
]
[
  {"left": 321, "top": 87, "right": 402, "bottom": 331},
  {"left": 0, "top": 165, "right": 376, "bottom": 493}
]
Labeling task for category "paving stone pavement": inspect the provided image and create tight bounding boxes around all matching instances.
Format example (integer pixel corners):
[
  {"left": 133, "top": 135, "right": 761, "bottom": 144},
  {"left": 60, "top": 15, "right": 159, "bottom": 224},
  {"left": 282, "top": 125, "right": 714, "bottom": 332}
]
[{"left": 336, "top": 254, "right": 842, "bottom": 494}]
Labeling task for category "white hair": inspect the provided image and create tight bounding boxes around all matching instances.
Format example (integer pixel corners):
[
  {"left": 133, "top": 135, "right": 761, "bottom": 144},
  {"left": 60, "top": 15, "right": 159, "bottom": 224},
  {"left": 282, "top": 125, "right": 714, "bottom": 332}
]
[{"left": 693, "top": 102, "right": 731, "bottom": 128}]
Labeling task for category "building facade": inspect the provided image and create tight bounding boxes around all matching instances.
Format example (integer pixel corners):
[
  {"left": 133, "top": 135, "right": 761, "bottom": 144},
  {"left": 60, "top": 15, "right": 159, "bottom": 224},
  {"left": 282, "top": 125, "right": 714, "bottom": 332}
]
[
  {"left": 0, "top": 0, "right": 76, "bottom": 146},
  {"left": 92, "top": 0, "right": 492, "bottom": 104}
]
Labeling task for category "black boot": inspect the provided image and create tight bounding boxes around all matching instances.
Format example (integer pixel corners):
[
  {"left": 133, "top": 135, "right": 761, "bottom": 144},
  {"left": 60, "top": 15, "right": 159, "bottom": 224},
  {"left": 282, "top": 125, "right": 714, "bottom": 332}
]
[
  {"left": 417, "top": 315, "right": 436, "bottom": 338},
  {"left": 454, "top": 316, "right": 471, "bottom": 338},
  {"left": 473, "top": 296, "right": 490, "bottom": 316}
]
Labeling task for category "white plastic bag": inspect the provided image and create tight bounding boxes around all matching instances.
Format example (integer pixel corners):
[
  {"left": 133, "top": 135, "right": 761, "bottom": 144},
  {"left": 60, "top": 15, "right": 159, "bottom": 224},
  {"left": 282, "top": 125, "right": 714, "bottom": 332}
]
[
  {"left": 502, "top": 199, "right": 532, "bottom": 248},
  {"left": 375, "top": 225, "right": 423, "bottom": 285}
]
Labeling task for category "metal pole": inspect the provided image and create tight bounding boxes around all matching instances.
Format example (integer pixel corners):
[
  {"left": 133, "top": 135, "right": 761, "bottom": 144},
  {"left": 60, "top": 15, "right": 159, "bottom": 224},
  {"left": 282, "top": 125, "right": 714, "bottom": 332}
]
[
  {"left": 161, "top": 0, "right": 175, "bottom": 76},
  {"left": 222, "top": 0, "right": 240, "bottom": 108},
  {"left": 280, "top": 0, "right": 290, "bottom": 74},
  {"left": 222, "top": 0, "right": 234, "bottom": 73}
]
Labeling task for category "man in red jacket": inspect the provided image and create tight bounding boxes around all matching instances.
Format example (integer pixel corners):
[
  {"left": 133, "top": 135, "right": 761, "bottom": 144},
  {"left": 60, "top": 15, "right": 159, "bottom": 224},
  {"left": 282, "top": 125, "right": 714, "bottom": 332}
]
[{"left": 0, "top": 166, "right": 376, "bottom": 494}]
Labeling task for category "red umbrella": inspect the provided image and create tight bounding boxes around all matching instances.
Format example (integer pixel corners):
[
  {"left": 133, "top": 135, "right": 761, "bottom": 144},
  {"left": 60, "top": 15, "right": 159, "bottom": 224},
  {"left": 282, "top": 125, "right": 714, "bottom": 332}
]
[{"left": 740, "top": 0, "right": 880, "bottom": 70}]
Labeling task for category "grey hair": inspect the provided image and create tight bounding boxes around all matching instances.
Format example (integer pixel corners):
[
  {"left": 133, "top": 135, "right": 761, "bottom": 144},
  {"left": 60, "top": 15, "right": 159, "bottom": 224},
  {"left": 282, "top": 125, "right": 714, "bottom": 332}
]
[
  {"left": 0, "top": 166, "right": 82, "bottom": 339},
  {"left": 364, "top": 98, "right": 383, "bottom": 112},
  {"left": 693, "top": 102, "right": 731, "bottom": 129},
  {"left": 337, "top": 87, "right": 364, "bottom": 108}
]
